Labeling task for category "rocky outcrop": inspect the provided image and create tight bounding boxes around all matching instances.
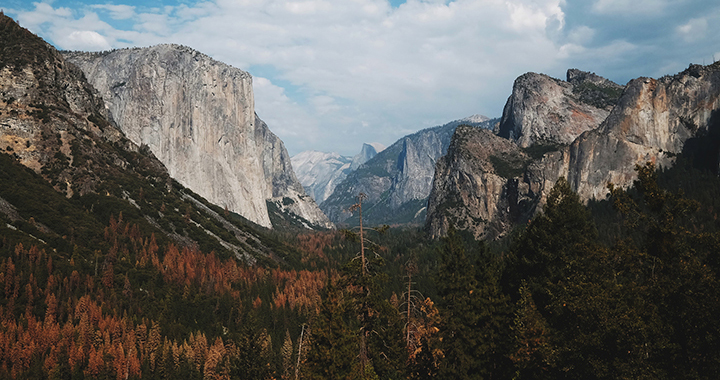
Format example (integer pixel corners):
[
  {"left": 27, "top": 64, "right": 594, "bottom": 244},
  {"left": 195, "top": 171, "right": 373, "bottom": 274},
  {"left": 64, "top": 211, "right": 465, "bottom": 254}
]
[
  {"left": 63, "top": 45, "right": 332, "bottom": 229},
  {"left": 497, "top": 70, "right": 623, "bottom": 148},
  {"left": 0, "top": 14, "right": 164, "bottom": 197},
  {"left": 426, "top": 126, "right": 534, "bottom": 239},
  {"left": 322, "top": 115, "right": 497, "bottom": 226},
  {"left": 426, "top": 63, "right": 720, "bottom": 240}
]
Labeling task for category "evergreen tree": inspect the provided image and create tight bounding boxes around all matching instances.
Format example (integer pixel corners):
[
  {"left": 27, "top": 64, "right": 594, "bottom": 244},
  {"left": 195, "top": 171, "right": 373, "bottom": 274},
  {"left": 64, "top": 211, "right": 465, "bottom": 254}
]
[
  {"left": 609, "top": 162, "right": 720, "bottom": 378},
  {"left": 436, "top": 226, "right": 511, "bottom": 379},
  {"left": 304, "top": 280, "right": 357, "bottom": 380}
]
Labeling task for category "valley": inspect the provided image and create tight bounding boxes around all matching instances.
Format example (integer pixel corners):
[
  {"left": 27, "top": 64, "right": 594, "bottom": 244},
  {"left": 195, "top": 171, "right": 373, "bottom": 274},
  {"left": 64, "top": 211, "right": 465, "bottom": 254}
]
[{"left": 2, "top": 11, "right": 720, "bottom": 380}]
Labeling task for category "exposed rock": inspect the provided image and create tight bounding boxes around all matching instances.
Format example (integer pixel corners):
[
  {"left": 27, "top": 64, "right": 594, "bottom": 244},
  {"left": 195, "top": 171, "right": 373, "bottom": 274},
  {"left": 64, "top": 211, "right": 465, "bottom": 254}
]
[
  {"left": 426, "top": 126, "right": 533, "bottom": 239},
  {"left": 291, "top": 142, "right": 384, "bottom": 204},
  {"left": 291, "top": 151, "right": 352, "bottom": 203},
  {"left": 350, "top": 142, "right": 384, "bottom": 170},
  {"left": 0, "top": 14, "right": 164, "bottom": 198},
  {"left": 322, "top": 115, "right": 496, "bottom": 226},
  {"left": 63, "top": 45, "right": 332, "bottom": 229},
  {"left": 426, "top": 63, "right": 720, "bottom": 240},
  {"left": 497, "top": 70, "right": 622, "bottom": 148}
]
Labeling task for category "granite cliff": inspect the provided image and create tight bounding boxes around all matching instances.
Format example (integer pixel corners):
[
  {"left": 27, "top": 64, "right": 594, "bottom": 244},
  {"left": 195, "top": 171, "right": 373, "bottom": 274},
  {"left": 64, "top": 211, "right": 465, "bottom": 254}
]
[
  {"left": 427, "top": 65, "right": 720, "bottom": 239},
  {"left": 63, "top": 45, "right": 332, "bottom": 229},
  {"left": 0, "top": 14, "right": 289, "bottom": 262},
  {"left": 496, "top": 70, "right": 623, "bottom": 148},
  {"left": 322, "top": 115, "right": 497, "bottom": 226}
]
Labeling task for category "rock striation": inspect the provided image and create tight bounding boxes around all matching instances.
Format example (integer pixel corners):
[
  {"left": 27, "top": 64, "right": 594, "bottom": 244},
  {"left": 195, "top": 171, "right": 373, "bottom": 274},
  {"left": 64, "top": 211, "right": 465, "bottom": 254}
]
[
  {"left": 63, "top": 45, "right": 332, "bottom": 229},
  {"left": 322, "top": 115, "right": 497, "bottom": 226},
  {"left": 427, "top": 65, "right": 720, "bottom": 239},
  {"left": 496, "top": 70, "right": 623, "bottom": 148}
]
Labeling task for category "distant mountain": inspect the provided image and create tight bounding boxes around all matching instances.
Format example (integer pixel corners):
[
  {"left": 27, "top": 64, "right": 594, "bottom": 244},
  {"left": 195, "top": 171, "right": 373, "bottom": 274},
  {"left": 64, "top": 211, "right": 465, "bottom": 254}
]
[
  {"left": 63, "top": 45, "right": 332, "bottom": 230},
  {"left": 291, "top": 143, "right": 385, "bottom": 204},
  {"left": 292, "top": 151, "right": 352, "bottom": 203},
  {"left": 426, "top": 65, "right": 720, "bottom": 239},
  {"left": 350, "top": 142, "right": 385, "bottom": 170},
  {"left": 321, "top": 115, "right": 497, "bottom": 226}
]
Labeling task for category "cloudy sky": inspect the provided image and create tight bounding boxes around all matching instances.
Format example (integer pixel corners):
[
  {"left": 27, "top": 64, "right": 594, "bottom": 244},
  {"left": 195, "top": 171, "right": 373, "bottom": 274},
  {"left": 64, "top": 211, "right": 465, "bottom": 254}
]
[{"left": 3, "top": 0, "right": 720, "bottom": 156}]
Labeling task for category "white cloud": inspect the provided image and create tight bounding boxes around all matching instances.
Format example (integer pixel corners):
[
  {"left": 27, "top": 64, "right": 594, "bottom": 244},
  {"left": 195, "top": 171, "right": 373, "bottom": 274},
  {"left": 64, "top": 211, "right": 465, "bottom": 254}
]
[
  {"left": 90, "top": 4, "right": 135, "bottom": 20},
  {"left": 57, "top": 30, "right": 112, "bottom": 51},
  {"left": 16, "top": 2, "right": 73, "bottom": 33},
  {"left": 677, "top": 17, "right": 708, "bottom": 42},
  {"left": 253, "top": 77, "right": 321, "bottom": 150},
  {"left": 8, "top": 0, "right": 720, "bottom": 155},
  {"left": 567, "top": 25, "right": 595, "bottom": 45}
]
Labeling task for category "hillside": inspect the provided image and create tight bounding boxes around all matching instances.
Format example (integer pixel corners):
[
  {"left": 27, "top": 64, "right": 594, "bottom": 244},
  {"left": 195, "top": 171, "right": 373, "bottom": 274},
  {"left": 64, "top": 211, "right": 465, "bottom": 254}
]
[{"left": 0, "top": 14, "right": 339, "bottom": 378}]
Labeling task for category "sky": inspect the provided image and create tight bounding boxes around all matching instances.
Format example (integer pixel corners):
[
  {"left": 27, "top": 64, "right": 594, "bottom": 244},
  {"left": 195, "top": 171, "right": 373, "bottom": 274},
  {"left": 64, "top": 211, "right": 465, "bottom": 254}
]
[{"left": 2, "top": 0, "right": 720, "bottom": 156}]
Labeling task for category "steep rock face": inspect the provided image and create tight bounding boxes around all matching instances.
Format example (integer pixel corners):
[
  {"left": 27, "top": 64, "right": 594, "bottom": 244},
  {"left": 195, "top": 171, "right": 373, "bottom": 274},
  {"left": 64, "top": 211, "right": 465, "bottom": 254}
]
[
  {"left": 350, "top": 142, "right": 384, "bottom": 170},
  {"left": 426, "top": 63, "right": 720, "bottom": 239},
  {"left": 322, "top": 115, "right": 496, "bottom": 226},
  {"left": 426, "top": 126, "right": 533, "bottom": 239},
  {"left": 0, "top": 14, "right": 313, "bottom": 263},
  {"left": 63, "top": 46, "right": 332, "bottom": 229},
  {"left": 497, "top": 70, "right": 623, "bottom": 148},
  {"left": 563, "top": 66, "right": 720, "bottom": 201}
]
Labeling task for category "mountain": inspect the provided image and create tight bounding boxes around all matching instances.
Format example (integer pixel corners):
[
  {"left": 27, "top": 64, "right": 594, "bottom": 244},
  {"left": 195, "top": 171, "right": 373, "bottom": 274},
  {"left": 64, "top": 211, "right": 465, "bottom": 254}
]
[
  {"left": 496, "top": 69, "right": 623, "bottom": 148},
  {"left": 291, "top": 151, "right": 352, "bottom": 203},
  {"left": 350, "top": 142, "right": 385, "bottom": 170},
  {"left": 0, "top": 15, "right": 341, "bottom": 379},
  {"left": 63, "top": 45, "right": 332, "bottom": 230},
  {"left": 291, "top": 142, "right": 384, "bottom": 204},
  {"left": 426, "top": 65, "right": 720, "bottom": 239},
  {"left": 321, "top": 115, "right": 497, "bottom": 226},
  {"left": 0, "top": 12, "right": 306, "bottom": 264}
]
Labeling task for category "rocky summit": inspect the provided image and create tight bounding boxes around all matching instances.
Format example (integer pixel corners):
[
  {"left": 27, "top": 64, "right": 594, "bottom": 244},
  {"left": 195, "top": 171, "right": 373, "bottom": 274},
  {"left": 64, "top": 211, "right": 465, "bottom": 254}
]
[
  {"left": 496, "top": 69, "right": 623, "bottom": 148},
  {"left": 64, "top": 45, "right": 332, "bottom": 230},
  {"left": 426, "top": 64, "right": 720, "bottom": 240}
]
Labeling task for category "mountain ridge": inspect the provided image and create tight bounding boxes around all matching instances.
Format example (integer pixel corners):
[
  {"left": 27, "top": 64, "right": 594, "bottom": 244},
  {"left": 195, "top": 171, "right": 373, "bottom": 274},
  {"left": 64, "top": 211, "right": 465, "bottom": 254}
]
[
  {"left": 291, "top": 142, "right": 384, "bottom": 204},
  {"left": 426, "top": 65, "right": 720, "bottom": 239}
]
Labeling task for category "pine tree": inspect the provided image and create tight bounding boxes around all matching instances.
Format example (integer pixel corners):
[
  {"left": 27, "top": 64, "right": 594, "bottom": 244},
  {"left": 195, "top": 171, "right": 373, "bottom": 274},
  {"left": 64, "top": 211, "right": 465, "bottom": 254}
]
[
  {"left": 304, "top": 281, "right": 357, "bottom": 380},
  {"left": 436, "top": 226, "right": 511, "bottom": 379}
]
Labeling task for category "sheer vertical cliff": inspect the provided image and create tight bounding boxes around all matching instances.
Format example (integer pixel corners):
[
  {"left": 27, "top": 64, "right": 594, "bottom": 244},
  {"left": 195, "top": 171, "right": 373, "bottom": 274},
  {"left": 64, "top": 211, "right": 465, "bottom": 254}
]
[
  {"left": 63, "top": 46, "right": 332, "bottom": 229},
  {"left": 427, "top": 64, "right": 720, "bottom": 239}
]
